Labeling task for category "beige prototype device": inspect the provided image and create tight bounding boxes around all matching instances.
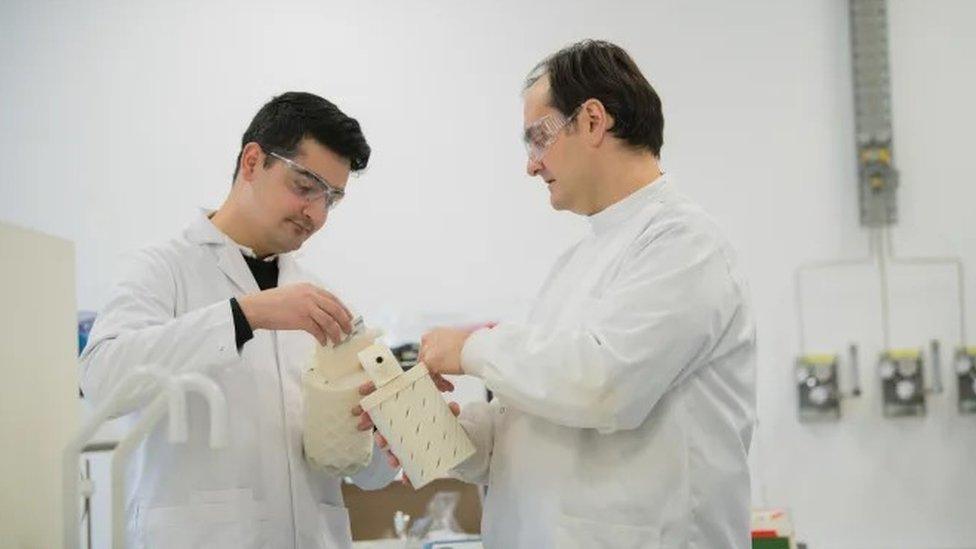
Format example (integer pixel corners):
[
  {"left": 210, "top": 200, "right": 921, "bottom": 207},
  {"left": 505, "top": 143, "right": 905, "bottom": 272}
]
[
  {"left": 303, "top": 320, "right": 475, "bottom": 487},
  {"left": 357, "top": 344, "right": 475, "bottom": 488},
  {"left": 302, "top": 319, "right": 382, "bottom": 476}
]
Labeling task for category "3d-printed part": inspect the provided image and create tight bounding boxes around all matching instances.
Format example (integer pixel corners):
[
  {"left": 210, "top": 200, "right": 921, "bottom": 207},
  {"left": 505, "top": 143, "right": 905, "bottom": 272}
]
[
  {"left": 301, "top": 328, "right": 382, "bottom": 476},
  {"left": 360, "top": 363, "right": 475, "bottom": 489},
  {"left": 357, "top": 343, "right": 407, "bottom": 388}
]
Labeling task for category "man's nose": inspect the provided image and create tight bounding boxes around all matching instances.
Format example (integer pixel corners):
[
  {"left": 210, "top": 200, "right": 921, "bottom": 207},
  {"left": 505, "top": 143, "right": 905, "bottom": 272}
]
[{"left": 302, "top": 198, "right": 327, "bottom": 224}]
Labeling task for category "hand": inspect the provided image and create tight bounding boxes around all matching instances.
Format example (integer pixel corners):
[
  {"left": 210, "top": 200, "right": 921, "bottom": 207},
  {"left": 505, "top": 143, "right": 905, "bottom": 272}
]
[
  {"left": 373, "top": 401, "right": 461, "bottom": 487},
  {"left": 419, "top": 328, "right": 474, "bottom": 375},
  {"left": 238, "top": 283, "right": 352, "bottom": 346},
  {"left": 352, "top": 381, "right": 378, "bottom": 432}
]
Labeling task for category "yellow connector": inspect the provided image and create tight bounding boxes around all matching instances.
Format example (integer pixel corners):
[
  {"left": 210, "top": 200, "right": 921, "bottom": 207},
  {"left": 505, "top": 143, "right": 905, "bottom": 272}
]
[
  {"left": 859, "top": 147, "right": 892, "bottom": 165},
  {"left": 799, "top": 354, "right": 838, "bottom": 366},
  {"left": 884, "top": 348, "right": 921, "bottom": 361}
]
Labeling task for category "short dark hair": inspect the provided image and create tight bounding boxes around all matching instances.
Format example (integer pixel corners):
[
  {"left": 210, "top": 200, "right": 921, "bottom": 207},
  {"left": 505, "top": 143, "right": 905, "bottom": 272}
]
[
  {"left": 233, "top": 91, "right": 371, "bottom": 181},
  {"left": 525, "top": 40, "right": 664, "bottom": 157}
]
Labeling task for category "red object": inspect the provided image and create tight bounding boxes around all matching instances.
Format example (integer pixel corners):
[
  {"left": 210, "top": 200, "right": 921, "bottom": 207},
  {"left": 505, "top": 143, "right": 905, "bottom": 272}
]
[{"left": 751, "top": 530, "right": 779, "bottom": 539}]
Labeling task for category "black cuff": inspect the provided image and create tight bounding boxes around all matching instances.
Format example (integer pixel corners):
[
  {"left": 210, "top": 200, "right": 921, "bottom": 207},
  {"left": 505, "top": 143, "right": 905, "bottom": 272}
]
[{"left": 230, "top": 297, "right": 254, "bottom": 351}]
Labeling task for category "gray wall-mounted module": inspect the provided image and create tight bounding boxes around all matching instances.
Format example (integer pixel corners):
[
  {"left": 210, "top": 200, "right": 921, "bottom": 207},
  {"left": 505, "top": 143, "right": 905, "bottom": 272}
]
[{"left": 850, "top": 0, "right": 898, "bottom": 226}]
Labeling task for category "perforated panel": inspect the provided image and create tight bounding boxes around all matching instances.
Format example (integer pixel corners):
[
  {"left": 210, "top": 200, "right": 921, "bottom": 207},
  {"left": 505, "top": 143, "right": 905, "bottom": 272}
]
[{"left": 362, "top": 365, "right": 475, "bottom": 488}]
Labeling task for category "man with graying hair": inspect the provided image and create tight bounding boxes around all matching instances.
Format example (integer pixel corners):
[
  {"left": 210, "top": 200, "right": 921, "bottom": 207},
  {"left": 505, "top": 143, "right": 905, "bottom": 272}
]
[{"left": 411, "top": 40, "right": 757, "bottom": 548}]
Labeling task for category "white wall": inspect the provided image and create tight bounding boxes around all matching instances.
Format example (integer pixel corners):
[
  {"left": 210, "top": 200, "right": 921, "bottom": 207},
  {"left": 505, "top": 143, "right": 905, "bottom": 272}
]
[{"left": 2, "top": 1, "right": 974, "bottom": 547}]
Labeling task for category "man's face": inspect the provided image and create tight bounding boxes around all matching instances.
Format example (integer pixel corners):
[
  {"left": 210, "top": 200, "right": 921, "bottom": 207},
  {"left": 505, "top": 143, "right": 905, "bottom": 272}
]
[
  {"left": 248, "top": 138, "right": 351, "bottom": 254},
  {"left": 523, "top": 76, "right": 589, "bottom": 213}
]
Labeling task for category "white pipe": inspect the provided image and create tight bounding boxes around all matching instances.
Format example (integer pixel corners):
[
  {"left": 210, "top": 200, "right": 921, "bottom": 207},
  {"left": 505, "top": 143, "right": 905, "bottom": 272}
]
[
  {"left": 883, "top": 225, "right": 968, "bottom": 346},
  {"left": 878, "top": 229, "right": 892, "bottom": 349},
  {"left": 794, "top": 230, "right": 877, "bottom": 353},
  {"left": 110, "top": 393, "right": 170, "bottom": 549},
  {"left": 62, "top": 366, "right": 163, "bottom": 549},
  {"left": 176, "top": 373, "right": 229, "bottom": 449}
]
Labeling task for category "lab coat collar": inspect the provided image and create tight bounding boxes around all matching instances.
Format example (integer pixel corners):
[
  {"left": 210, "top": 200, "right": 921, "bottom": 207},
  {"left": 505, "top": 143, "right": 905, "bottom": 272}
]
[
  {"left": 184, "top": 209, "right": 228, "bottom": 245},
  {"left": 184, "top": 209, "right": 297, "bottom": 294},
  {"left": 587, "top": 174, "right": 669, "bottom": 236}
]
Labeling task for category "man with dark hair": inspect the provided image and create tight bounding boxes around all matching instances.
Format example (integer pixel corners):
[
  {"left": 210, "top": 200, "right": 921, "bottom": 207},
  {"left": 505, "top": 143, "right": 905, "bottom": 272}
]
[
  {"left": 81, "top": 91, "right": 395, "bottom": 548},
  {"left": 415, "top": 40, "right": 756, "bottom": 547}
]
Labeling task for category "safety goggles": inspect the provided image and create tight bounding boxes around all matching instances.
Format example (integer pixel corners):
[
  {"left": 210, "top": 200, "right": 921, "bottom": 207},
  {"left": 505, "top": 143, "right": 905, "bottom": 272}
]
[
  {"left": 269, "top": 151, "right": 345, "bottom": 211},
  {"left": 523, "top": 104, "right": 583, "bottom": 163}
]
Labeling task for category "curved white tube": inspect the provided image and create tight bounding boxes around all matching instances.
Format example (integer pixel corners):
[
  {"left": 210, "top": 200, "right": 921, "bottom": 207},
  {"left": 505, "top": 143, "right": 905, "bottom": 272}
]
[
  {"left": 167, "top": 381, "right": 189, "bottom": 444},
  {"left": 176, "top": 373, "right": 229, "bottom": 449},
  {"left": 62, "top": 366, "right": 165, "bottom": 549},
  {"left": 110, "top": 393, "right": 169, "bottom": 549},
  {"left": 66, "top": 367, "right": 230, "bottom": 548}
]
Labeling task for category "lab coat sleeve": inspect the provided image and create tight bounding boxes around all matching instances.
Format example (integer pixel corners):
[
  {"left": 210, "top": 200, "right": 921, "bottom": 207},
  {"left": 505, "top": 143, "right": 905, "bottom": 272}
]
[
  {"left": 449, "top": 400, "right": 495, "bottom": 486},
  {"left": 460, "top": 223, "right": 743, "bottom": 433},
  {"left": 348, "top": 437, "right": 399, "bottom": 490},
  {"left": 79, "top": 248, "right": 240, "bottom": 415}
]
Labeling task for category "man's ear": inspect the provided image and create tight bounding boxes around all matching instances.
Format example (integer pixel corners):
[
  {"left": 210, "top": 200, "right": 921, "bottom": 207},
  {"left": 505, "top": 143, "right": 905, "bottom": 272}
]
[
  {"left": 581, "top": 99, "right": 614, "bottom": 147},
  {"left": 238, "top": 142, "right": 264, "bottom": 183}
]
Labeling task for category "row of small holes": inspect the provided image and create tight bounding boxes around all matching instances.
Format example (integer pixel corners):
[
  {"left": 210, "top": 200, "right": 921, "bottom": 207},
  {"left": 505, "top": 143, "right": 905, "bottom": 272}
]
[{"left": 375, "top": 380, "right": 463, "bottom": 480}]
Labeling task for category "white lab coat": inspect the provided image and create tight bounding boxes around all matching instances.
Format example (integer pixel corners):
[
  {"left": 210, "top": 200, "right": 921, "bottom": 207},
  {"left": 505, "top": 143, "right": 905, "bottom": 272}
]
[
  {"left": 80, "top": 212, "right": 395, "bottom": 549},
  {"left": 453, "top": 176, "right": 756, "bottom": 549}
]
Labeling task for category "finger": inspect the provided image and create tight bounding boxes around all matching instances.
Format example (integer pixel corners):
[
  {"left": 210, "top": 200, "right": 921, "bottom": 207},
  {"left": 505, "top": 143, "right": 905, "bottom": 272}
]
[
  {"left": 307, "top": 291, "right": 351, "bottom": 334},
  {"left": 319, "top": 288, "right": 353, "bottom": 321},
  {"left": 433, "top": 376, "right": 454, "bottom": 392},
  {"left": 313, "top": 296, "right": 351, "bottom": 337},
  {"left": 449, "top": 401, "right": 460, "bottom": 417},
  {"left": 358, "top": 381, "right": 376, "bottom": 396},
  {"left": 304, "top": 283, "right": 352, "bottom": 320},
  {"left": 432, "top": 373, "right": 454, "bottom": 392},
  {"left": 374, "top": 432, "right": 388, "bottom": 448},
  {"left": 313, "top": 289, "right": 353, "bottom": 332},
  {"left": 350, "top": 405, "right": 363, "bottom": 416},
  {"left": 357, "top": 415, "right": 374, "bottom": 431},
  {"left": 434, "top": 378, "right": 454, "bottom": 392},
  {"left": 309, "top": 305, "right": 343, "bottom": 345},
  {"left": 388, "top": 453, "right": 400, "bottom": 468},
  {"left": 302, "top": 316, "right": 329, "bottom": 346},
  {"left": 402, "top": 474, "right": 413, "bottom": 488}
]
